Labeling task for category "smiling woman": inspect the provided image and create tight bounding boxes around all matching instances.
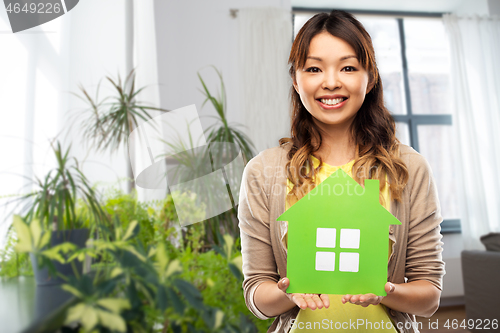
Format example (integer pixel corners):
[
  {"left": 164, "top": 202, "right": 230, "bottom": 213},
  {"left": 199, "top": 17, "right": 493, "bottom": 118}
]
[
  {"left": 238, "top": 9, "right": 445, "bottom": 333},
  {"left": 293, "top": 32, "right": 372, "bottom": 149}
]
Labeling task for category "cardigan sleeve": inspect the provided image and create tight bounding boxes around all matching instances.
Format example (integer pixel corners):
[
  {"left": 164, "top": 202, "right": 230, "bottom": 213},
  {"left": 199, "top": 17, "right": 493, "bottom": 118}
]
[
  {"left": 238, "top": 154, "right": 281, "bottom": 320},
  {"left": 405, "top": 151, "right": 446, "bottom": 290}
]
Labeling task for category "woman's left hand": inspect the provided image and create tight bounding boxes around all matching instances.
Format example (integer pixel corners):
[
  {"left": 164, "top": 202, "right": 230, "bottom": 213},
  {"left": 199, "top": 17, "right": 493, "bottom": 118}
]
[{"left": 341, "top": 282, "right": 395, "bottom": 307}]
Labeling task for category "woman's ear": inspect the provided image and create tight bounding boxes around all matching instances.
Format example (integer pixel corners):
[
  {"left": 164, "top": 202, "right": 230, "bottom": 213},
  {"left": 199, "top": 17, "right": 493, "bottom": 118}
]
[
  {"left": 366, "top": 78, "right": 375, "bottom": 94},
  {"left": 293, "top": 78, "right": 299, "bottom": 94}
]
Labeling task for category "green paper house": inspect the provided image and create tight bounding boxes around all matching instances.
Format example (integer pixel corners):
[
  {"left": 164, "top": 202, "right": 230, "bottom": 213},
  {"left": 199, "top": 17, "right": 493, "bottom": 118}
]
[{"left": 277, "top": 169, "right": 401, "bottom": 296}]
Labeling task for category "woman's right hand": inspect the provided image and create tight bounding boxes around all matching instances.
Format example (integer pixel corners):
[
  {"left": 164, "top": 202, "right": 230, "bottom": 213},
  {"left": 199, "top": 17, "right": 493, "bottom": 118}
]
[{"left": 278, "top": 278, "right": 330, "bottom": 310}]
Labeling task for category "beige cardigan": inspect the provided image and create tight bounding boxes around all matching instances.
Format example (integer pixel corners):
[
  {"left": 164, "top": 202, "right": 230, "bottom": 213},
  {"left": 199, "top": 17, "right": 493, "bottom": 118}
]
[{"left": 238, "top": 143, "right": 445, "bottom": 333}]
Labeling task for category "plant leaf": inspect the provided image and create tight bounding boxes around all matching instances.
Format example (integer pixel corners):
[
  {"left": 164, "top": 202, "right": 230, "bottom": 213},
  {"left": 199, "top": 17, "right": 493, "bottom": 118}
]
[
  {"left": 29, "top": 218, "right": 42, "bottom": 249},
  {"left": 65, "top": 303, "right": 86, "bottom": 324},
  {"left": 97, "top": 298, "right": 131, "bottom": 314},
  {"left": 41, "top": 247, "right": 65, "bottom": 263},
  {"left": 166, "top": 286, "right": 185, "bottom": 314},
  {"left": 42, "top": 242, "right": 76, "bottom": 263},
  {"left": 147, "top": 247, "right": 157, "bottom": 258},
  {"left": 228, "top": 262, "right": 243, "bottom": 281},
  {"left": 123, "top": 245, "right": 146, "bottom": 262},
  {"left": 165, "top": 259, "right": 181, "bottom": 278},
  {"left": 214, "top": 309, "right": 224, "bottom": 331},
  {"left": 157, "top": 285, "right": 169, "bottom": 312},
  {"left": 110, "top": 267, "right": 123, "bottom": 278},
  {"left": 81, "top": 305, "right": 99, "bottom": 331},
  {"left": 156, "top": 243, "right": 169, "bottom": 272},
  {"left": 12, "top": 215, "right": 32, "bottom": 253},
  {"left": 39, "top": 231, "right": 51, "bottom": 250},
  {"left": 61, "top": 284, "right": 85, "bottom": 298},
  {"left": 122, "top": 220, "right": 138, "bottom": 241},
  {"left": 173, "top": 279, "right": 204, "bottom": 310},
  {"left": 231, "top": 255, "right": 243, "bottom": 274},
  {"left": 223, "top": 234, "right": 233, "bottom": 259},
  {"left": 96, "top": 309, "right": 127, "bottom": 332}
]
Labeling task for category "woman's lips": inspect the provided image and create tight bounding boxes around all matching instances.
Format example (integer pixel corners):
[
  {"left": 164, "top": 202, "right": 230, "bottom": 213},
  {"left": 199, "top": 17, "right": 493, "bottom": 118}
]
[{"left": 317, "top": 98, "right": 347, "bottom": 109}]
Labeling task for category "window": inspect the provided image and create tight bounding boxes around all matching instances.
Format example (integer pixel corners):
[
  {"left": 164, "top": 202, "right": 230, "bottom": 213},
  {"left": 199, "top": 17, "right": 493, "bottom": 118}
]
[
  {"left": 293, "top": 10, "right": 460, "bottom": 233},
  {"left": 0, "top": 14, "right": 63, "bottom": 247},
  {"left": 315, "top": 228, "right": 360, "bottom": 272}
]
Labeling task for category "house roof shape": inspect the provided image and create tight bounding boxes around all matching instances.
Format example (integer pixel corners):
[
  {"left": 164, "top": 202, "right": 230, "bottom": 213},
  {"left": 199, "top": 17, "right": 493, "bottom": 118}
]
[{"left": 277, "top": 168, "right": 401, "bottom": 296}]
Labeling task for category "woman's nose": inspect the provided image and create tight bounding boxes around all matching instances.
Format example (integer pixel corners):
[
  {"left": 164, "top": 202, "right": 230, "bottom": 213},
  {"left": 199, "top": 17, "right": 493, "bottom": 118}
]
[{"left": 321, "top": 72, "right": 342, "bottom": 90}]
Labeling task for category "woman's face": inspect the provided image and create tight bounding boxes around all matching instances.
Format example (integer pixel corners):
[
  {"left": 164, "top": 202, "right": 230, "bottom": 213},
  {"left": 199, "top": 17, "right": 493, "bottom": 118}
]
[{"left": 293, "top": 31, "right": 372, "bottom": 132}]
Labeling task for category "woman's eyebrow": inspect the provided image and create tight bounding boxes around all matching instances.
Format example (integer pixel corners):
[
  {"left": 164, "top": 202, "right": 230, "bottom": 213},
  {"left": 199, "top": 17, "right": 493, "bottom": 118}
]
[
  {"left": 306, "top": 55, "right": 358, "bottom": 61},
  {"left": 306, "top": 56, "right": 322, "bottom": 61},
  {"left": 340, "top": 55, "right": 358, "bottom": 61}
]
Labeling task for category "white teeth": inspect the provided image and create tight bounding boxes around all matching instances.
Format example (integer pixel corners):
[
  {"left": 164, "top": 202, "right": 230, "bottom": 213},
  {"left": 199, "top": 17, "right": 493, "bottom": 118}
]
[{"left": 320, "top": 98, "right": 344, "bottom": 105}]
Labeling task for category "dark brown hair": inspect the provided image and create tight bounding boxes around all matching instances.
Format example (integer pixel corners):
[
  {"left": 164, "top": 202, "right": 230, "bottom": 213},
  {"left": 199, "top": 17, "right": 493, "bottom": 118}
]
[{"left": 280, "top": 10, "right": 408, "bottom": 203}]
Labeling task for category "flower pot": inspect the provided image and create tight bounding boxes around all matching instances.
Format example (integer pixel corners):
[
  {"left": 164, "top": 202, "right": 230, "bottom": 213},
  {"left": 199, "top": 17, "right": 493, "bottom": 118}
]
[{"left": 30, "top": 228, "right": 90, "bottom": 286}]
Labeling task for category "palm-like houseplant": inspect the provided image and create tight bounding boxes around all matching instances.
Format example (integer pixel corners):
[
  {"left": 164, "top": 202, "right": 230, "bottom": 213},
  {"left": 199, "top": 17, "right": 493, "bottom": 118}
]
[
  {"left": 198, "top": 66, "right": 255, "bottom": 164},
  {"left": 22, "top": 142, "right": 106, "bottom": 231},
  {"left": 170, "top": 66, "right": 255, "bottom": 245},
  {"left": 9, "top": 141, "right": 108, "bottom": 283},
  {"left": 73, "top": 69, "right": 167, "bottom": 192}
]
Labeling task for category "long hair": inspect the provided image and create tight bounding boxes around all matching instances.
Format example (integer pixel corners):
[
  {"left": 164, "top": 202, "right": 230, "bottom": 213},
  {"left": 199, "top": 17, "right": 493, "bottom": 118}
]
[{"left": 281, "top": 10, "right": 409, "bottom": 204}]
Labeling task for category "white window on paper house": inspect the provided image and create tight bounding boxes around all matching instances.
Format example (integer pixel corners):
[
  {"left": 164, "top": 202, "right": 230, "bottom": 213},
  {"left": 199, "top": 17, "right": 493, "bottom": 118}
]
[{"left": 315, "top": 228, "right": 360, "bottom": 272}]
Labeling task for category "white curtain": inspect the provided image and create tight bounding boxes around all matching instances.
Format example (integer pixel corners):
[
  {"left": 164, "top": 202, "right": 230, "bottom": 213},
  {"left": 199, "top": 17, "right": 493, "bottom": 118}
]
[
  {"left": 238, "top": 7, "right": 292, "bottom": 153},
  {"left": 133, "top": 0, "right": 160, "bottom": 110},
  {"left": 443, "top": 14, "right": 500, "bottom": 250},
  {"left": 132, "top": 0, "right": 165, "bottom": 202}
]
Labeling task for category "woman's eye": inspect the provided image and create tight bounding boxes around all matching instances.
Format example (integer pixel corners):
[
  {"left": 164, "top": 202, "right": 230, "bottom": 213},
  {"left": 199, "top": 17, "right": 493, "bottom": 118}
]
[
  {"left": 342, "top": 66, "right": 357, "bottom": 72},
  {"left": 305, "top": 67, "right": 320, "bottom": 73}
]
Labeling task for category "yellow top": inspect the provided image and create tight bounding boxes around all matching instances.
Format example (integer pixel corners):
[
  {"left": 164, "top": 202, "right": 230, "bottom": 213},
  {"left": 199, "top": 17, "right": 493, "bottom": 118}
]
[{"left": 286, "top": 156, "right": 397, "bottom": 332}]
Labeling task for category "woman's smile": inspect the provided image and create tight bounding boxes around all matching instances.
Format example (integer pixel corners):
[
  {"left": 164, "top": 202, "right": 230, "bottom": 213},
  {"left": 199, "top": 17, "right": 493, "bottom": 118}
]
[{"left": 316, "top": 94, "right": 348, "bottom": 109}]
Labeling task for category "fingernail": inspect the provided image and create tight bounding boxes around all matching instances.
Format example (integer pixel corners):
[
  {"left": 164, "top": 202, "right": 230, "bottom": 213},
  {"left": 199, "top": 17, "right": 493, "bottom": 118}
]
[{"left": 390, "top": 283, "right": 395, "bottom": 293}]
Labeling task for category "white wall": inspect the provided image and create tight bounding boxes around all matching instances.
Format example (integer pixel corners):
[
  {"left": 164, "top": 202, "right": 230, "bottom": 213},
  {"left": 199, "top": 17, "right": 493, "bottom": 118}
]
[
  {"left": 292, "top": 0, "right": 490, "bottom": 15},
  {"left": 154, "top": 0, "right": 291, "bottom": 139},
  {"left": 61, "top": 0, "right": 129, "bottom": 192},
  {"left": 453, "top": 0, "right": 490, "bottom": 15}
]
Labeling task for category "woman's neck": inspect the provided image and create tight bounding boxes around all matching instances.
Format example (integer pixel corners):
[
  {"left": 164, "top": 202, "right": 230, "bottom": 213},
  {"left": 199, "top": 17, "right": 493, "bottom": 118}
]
[{"left": 314, "top": 125, "right": 356, "bottom": 167}]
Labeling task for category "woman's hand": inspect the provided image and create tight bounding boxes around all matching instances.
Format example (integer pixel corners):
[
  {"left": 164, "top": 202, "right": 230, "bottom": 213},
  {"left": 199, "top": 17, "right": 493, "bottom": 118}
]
[
  {"left": 341, "top": 282, "right": 395, "bottom": 307},
  {"left": 278, "top": 278, "right": 330, "bottom": 310}
]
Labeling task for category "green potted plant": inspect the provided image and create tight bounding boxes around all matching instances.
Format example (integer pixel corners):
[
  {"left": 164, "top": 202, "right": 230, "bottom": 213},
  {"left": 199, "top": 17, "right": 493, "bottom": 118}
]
[
  {"left": 10, "top": 141, "right": 107, "bottom": 285},
  {"left": 18, "top": 218, "right": 251, "bottom": 332},
  {"left": 10, "top": 185, "right": 267, "bottom": 332},
  {"left": 196, "top": 66, "right": 255, "bottom": 244},
  {"left": 152, "top": 66, "right": 256, "bottom": 248},
  {"left": 197, "top": 66, "right": 255, "bottom": 165}
]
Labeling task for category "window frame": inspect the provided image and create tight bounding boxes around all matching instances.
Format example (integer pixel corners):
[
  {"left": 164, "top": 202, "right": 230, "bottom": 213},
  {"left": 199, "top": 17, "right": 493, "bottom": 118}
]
[{"left": 292, "top": 8, "right": 460, "bottom": 234}]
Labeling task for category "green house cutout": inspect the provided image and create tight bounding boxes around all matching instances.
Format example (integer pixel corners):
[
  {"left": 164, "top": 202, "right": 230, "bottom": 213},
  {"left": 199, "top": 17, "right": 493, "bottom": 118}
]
[{"left": 277, "top": 169, "right": 401, "bottom": 296}]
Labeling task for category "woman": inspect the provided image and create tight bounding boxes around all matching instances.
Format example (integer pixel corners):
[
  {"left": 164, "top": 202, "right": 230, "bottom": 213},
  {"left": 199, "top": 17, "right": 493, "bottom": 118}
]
[{"left": 238, "top": 10, "right": 445, "bottom": 333}]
